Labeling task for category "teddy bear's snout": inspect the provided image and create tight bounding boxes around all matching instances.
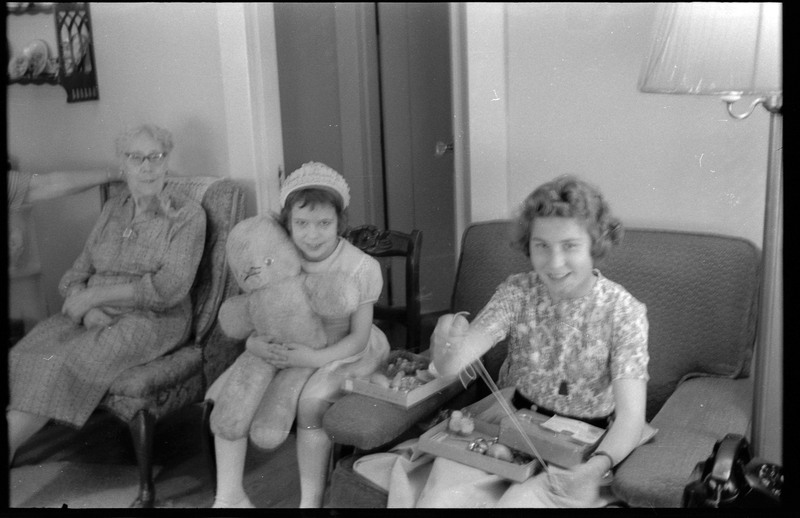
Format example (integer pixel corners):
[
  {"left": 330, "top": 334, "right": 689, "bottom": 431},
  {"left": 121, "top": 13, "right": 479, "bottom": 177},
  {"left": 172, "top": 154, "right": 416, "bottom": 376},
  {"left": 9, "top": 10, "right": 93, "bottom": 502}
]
[{"left": 243, "top": 266, "right": 262, "bottom": 282}]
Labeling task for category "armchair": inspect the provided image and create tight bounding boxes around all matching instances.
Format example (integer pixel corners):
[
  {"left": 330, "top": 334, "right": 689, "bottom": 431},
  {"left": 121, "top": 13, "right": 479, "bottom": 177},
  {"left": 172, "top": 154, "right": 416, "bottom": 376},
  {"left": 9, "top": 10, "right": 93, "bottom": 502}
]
[
  {"left": 324, "top": 220, "right": 759, "bottom": 508},
  {"left": 345, "top": 225, "right": 423, "bottom": 352},
  {"left": 98, "top": 176, "right": 245, "bottom": 507}
]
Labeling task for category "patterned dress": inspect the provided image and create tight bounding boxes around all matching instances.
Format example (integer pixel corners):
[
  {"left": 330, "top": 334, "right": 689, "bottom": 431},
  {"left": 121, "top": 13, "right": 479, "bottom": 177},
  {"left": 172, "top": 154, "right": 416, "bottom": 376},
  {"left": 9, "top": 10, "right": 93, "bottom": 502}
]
[
  {"left": 8, "top": 189, "right": 206, "bottom": 427},
  {"left": 7, "top": 169, "right": 32, "bottom": 208},
  {"left": 7, "top": 170, "right": 33, "bottom": 267},
  {"left": 473, "top": 269, "right": 649, "bottom": 418}
]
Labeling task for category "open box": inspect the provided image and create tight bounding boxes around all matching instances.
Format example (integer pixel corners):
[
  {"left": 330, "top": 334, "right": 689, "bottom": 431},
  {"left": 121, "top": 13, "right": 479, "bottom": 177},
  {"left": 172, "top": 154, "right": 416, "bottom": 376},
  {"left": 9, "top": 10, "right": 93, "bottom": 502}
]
[
  {"left": 343, "top": 372, "right": 458, "bottom": 408},
  {"left": 416, "top": 419, "right": 542, "bottom": 482},
  {"left": 499, "top": 409, "right": 605, "bottom": 468},
  {"left": 342, "top": 351, "right": 460, "bottom": 408}
]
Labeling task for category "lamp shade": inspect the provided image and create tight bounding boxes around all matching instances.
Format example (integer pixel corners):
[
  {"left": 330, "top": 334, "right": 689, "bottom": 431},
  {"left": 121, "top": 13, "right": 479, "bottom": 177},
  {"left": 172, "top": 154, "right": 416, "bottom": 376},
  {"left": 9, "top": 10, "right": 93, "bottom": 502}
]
[{"left": 639, "top": 2, "right": 781, "bottom": 96}]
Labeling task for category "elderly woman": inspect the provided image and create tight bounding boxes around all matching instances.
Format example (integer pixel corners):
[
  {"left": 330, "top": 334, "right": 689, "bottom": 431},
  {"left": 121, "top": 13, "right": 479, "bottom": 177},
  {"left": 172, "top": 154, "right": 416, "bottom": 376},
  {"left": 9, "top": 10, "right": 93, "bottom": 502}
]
[{"left": 7, "top": 124, "right": 207, "bottom": 464}]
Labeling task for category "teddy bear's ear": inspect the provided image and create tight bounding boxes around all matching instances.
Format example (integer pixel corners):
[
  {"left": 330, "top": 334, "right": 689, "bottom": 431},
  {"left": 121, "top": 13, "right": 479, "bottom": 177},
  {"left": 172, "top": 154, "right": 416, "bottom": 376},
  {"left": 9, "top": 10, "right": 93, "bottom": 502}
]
[
  {"left": 218, "top": 294, "right": 255, "bottom": 339},
  {"left": 305, "top": 272, "right": 360, "bottom": 318},
  {"left": 224, "top": 214, "right": 301, "bottom": 292}
]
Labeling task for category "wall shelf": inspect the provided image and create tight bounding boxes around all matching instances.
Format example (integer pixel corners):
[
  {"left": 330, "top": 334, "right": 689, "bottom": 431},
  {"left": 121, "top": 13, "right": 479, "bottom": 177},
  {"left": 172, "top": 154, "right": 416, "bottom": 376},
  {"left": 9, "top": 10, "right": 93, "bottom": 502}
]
[{"left": 6, "top": 2, "right": 99, "bottom": 103}]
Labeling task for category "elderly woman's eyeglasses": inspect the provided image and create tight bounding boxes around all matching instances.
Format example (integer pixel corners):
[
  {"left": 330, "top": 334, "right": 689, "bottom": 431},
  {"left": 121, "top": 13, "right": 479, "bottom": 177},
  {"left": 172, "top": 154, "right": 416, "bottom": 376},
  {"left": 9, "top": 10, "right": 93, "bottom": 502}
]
[{"left": 124, "top": 152, "right": 168, "bottom": 166}]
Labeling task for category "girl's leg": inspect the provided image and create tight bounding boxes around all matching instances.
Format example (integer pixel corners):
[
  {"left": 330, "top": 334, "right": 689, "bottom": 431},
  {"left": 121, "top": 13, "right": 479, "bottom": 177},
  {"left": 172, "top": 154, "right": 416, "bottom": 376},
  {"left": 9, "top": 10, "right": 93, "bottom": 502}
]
[
  {"left": 296, "top": 397, "right": 333, "bottom": 508},
  {"left": 212, "top": 435, "right": 254, "bottom": 508},
  {"left": 7, "top": 409, "right": 49, "bottom": 465}
]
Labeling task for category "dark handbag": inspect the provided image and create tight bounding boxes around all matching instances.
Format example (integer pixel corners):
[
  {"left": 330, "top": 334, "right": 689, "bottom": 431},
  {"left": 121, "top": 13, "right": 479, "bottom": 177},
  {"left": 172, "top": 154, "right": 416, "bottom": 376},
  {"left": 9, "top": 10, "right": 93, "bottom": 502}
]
[{"left": 683, "top": 433, "right": 782, "bottom": 508}]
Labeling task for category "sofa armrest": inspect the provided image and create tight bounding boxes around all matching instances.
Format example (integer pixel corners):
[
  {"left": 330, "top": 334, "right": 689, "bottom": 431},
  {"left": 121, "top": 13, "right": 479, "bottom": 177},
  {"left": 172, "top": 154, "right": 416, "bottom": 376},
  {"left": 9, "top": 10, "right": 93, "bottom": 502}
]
[
  {"left": 612, "top": 376, "right": 753, "bottom": 507},
  {"left": 323, "top": 382, "right": 465, "bottom": 451}
]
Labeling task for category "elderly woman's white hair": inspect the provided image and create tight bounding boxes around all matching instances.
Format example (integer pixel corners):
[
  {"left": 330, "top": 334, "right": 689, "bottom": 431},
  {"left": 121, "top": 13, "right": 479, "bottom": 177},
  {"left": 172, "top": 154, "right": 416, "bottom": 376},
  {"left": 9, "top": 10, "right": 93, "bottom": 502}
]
[{"left": 115, "top": 124, "right": 175, "bottom": 157}]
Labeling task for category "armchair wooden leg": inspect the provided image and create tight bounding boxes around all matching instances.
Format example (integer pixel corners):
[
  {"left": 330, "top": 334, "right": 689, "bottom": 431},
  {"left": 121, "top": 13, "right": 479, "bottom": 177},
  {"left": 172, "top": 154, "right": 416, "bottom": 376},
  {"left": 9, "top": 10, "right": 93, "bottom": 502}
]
[
  {"left": 201, "top": 399, "right": 217, "bottom": 489},
  {"left": 128, "top": 409, "right": 155, "bottom": 508}
]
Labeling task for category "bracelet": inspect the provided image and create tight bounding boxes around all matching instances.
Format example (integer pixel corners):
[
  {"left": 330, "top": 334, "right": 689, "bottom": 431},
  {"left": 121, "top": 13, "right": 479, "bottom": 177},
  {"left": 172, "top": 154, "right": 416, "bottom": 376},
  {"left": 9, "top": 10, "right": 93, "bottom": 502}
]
[{"left": 589, "top": 450, "right": 615, "bottom": 472}]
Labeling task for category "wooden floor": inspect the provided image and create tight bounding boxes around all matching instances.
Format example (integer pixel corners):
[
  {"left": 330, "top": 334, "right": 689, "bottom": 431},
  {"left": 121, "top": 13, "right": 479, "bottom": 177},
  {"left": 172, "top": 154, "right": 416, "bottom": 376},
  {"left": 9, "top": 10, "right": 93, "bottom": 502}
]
[
  {"left": 6, "top": 317, "right": 438, "bottom": 509},
  {"left": 7, "top": 404, "right": 303, "bottom": 509}
]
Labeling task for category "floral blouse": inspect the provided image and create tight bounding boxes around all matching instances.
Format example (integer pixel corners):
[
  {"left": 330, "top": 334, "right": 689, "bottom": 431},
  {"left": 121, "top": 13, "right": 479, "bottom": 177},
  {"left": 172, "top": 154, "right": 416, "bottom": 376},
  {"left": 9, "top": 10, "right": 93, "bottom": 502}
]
[{"left": 471, "top": 270, "right": 649, "bottom": 419}]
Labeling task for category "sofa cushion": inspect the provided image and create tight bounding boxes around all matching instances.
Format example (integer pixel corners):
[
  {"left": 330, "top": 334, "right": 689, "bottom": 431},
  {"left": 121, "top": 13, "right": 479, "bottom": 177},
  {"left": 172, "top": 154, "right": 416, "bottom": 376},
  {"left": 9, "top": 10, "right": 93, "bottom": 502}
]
[
  {"left": 600, "top": 229, "right": 759, "bottom": 419},
  {"left": 612, "top": 376, "right": 753, "bottom": 507}
]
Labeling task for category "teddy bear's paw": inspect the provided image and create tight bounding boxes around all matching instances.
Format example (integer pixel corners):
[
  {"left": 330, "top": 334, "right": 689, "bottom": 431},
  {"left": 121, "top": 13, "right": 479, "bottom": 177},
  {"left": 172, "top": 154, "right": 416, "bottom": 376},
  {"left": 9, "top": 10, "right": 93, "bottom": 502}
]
[{"left": 249, "top": 423, "right": 291, "bottom": 450}]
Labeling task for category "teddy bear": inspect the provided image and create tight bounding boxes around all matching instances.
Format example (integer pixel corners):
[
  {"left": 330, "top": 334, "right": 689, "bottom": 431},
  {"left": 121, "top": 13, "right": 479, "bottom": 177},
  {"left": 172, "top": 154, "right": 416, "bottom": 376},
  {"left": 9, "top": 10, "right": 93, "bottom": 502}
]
[{"left": 208, "top": 213, "right": 359, "bottom": 450}]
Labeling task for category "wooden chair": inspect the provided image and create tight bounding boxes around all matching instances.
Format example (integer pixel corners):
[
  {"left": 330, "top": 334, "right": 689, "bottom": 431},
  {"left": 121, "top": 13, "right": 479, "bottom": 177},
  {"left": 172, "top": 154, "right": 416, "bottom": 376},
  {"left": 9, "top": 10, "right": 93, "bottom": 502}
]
[
  {"left": 344, "top": 225, "right": 423, "bottom": 352},
  {"left": 98, "top": 176, "right": 245, "bottom": 507}
]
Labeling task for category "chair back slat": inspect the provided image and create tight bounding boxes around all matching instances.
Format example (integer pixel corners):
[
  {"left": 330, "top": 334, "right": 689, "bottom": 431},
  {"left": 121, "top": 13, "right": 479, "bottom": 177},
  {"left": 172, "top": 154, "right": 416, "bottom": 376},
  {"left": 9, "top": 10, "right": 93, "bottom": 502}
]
[{"left": 345, "top": 225, "right": 422, "bottom": 351}]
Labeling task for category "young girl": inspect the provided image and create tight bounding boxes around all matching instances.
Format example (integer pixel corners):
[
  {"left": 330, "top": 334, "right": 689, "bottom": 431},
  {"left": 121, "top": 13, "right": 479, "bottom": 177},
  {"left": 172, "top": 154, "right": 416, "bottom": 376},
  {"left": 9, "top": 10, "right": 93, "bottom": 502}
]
[
  {"left": 416, "top": 175, "right": 649, "bottom": 507},
  {"left": 210, "top": 162, "right": 390, "bottom": 508}
]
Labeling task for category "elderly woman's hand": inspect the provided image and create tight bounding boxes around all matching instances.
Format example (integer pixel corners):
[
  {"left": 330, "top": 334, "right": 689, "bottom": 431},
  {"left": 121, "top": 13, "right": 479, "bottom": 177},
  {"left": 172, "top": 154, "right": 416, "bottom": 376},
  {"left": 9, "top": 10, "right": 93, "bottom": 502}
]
[
  {"left": 82, "top": 308, "right": 114, "bottom": 329},
  {"left": 62, "top": 287, "right": 100, "bottom": 323}
]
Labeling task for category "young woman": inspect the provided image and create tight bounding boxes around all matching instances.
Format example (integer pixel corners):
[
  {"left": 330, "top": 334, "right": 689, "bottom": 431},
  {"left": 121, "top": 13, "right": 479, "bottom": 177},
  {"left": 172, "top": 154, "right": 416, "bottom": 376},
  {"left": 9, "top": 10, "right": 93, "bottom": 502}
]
[
  {"left": 211, "top": 162, "right": 390, "bottom": 508},
  {"left": 418, "top": 175, "right": 649, "bottom": 507}
]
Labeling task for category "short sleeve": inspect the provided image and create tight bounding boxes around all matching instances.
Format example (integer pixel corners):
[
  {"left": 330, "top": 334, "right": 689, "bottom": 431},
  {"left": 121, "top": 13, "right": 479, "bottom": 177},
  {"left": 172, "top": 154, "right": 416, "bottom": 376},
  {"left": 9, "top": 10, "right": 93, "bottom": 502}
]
[
  {"left": 355, "top": 254, "right": 383, "bottom": 305},
  {"left": 8, "top": 170, "right": 33, "bottom": 209},
  {"left": 610, "top": 294, "right": 650, "bottom": 382}
]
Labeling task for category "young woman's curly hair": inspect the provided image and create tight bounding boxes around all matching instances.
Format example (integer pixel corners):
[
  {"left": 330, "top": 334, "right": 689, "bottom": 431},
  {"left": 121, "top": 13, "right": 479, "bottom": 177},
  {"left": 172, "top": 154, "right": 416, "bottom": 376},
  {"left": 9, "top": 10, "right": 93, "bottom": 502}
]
[{"left": 512, "top": 175, "right": 623, "bottom": 261}]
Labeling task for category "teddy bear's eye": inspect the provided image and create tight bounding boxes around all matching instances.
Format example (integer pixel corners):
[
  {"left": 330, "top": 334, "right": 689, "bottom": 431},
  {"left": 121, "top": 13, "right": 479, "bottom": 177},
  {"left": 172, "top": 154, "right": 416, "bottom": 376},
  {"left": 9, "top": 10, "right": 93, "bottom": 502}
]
[{"left": 264, "top": 257, "right": 274, "bottom": 266}]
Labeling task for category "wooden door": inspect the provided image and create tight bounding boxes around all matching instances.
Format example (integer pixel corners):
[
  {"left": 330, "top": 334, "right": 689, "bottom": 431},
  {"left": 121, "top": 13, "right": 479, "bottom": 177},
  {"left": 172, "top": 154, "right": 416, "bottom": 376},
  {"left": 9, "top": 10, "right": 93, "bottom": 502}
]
[{"left": 377, "top": 2, "right": 455, "bottom": 314}]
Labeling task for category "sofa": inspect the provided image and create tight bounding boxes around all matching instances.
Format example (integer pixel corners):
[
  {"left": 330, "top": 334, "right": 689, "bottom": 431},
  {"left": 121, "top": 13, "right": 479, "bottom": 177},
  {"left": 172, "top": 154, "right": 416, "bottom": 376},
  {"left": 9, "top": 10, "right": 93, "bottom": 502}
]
[{"left": 323, "top": 219, "right": 760, "bottom": 508}]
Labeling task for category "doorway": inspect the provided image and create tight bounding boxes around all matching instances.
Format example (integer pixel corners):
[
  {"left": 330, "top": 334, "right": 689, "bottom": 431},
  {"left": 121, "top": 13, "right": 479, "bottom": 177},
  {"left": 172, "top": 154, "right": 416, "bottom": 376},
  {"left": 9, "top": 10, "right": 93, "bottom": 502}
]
[
  {"left": 377, "top": 3, "right": 455, "bottom": 315},
  {"left": 273, "top": 2, "right": 455, "bottom": 316}
]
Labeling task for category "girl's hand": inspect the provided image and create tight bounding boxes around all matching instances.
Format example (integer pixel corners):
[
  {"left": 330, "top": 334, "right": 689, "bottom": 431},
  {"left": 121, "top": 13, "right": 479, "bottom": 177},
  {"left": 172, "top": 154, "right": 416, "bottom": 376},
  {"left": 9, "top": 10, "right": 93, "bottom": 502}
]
[
  {"left": 278, "top": 342, "right": 319, "bottom": 369},
  {"left": 245, "top": 335, "right": 288, "bottom": 366},
  {"left": 82, "top": 308, "right": 114, "bottom": 329},
  {"left": 62, "top": 287, "right": 99, "bottom": 323}
]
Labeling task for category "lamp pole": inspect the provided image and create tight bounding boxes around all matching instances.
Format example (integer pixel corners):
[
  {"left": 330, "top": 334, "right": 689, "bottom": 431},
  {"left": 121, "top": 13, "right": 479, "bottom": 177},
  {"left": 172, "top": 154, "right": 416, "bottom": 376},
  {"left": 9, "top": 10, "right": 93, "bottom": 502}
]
[{"left": 751, "top": 97, "right": 782, "bottom": 465}]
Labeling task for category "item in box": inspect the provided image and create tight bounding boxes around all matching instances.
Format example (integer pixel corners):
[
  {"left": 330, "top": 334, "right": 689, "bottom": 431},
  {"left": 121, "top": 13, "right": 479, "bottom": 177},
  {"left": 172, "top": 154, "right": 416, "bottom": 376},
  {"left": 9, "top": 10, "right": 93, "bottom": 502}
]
[
  {"left": 343, "top": 350, "right": 458, "bottom": 408},
  {"left": 417, "top": 418, "right": 542, "bottom": 482},
  {"left": 499, "top": 409, "right": 605, "bottom": 468}
]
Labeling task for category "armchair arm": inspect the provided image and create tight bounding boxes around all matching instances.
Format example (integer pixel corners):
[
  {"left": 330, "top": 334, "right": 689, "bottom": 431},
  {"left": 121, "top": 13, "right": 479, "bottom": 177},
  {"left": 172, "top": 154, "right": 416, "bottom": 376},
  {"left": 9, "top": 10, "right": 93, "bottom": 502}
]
[
  {"left": 612, "top": 376, "right": 753, "bottom": 508},
  {"left": 323, "top": 382, "right": 465, "bottom": 451}
]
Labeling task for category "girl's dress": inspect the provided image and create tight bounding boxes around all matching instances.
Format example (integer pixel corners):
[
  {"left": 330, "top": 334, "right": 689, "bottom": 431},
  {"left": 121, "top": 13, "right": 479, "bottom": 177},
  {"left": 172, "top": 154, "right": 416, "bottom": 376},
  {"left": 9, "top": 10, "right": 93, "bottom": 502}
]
[
  {"left": 354, "top": 269, "right": 649, "bottom": 507},
  {"left": 299, "top": 237, "right": 390, "bottom": 403},
  {"left": 9, "top": 190, "right": 206, "bottom": 427}
]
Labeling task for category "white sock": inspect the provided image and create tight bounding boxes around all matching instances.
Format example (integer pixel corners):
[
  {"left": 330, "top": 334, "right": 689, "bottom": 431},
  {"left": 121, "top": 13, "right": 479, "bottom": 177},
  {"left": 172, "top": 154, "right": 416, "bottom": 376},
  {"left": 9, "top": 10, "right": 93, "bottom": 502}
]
[
  {"left": 296, "top": 427, "right": 333, "bottom": 508},
  {"left": 212, "top": 435, "right": 254, "bottom": 507}
]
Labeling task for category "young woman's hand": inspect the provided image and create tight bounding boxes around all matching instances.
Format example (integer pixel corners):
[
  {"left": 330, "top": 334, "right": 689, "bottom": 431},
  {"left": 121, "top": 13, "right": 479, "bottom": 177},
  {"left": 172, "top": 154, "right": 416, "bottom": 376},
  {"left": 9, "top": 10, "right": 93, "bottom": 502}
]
[
  {"left": 431, "top": 312, "right": 470, "bottom": 376},
  {"left": 547, "top": 457, "right": 608, "bottom": 504}
]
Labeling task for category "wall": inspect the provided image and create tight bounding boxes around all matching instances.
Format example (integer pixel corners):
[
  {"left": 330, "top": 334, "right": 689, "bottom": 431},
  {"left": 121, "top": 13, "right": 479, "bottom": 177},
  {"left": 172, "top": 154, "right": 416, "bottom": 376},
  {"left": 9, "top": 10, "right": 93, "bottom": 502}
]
[
  {"left": 466, "top": 3, "right": 769, "bottom": 248},
  {"left": 7, "top": 3, "right": 230, "bottom": 318},
  {"left": 458, "top": 2, "right": 780, "bottom": 464}
]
